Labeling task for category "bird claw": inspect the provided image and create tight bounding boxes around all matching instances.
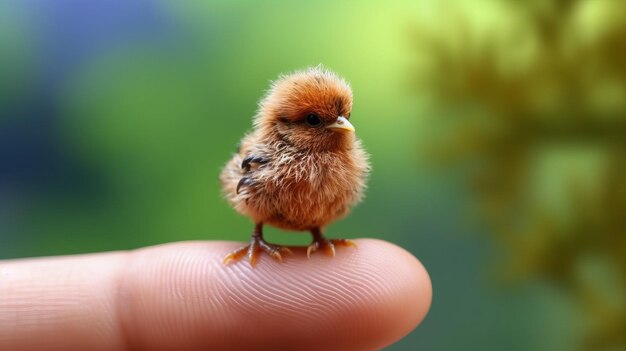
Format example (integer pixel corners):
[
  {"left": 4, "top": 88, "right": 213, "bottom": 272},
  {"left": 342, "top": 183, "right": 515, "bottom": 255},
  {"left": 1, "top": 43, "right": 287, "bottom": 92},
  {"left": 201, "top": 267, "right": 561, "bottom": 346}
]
[
  {"left": 223, "top": 236, "right": 292, "bottom": 266},
  {"left": 307, "top": 238, "right": 357, "bottom": 258},
  {"left": 223, "top": 246, "right": 249, "bottom": 265}
]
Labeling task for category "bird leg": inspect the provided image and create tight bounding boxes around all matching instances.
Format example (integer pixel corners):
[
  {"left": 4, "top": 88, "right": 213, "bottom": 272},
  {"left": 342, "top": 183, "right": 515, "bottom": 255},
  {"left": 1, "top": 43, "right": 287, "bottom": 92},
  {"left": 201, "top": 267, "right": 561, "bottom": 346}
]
[
  {"left": 223, "top": 223, "right": 292, "bottom": 266},
  {"left": 306, "top": 228, "right": 357, "bottom": 258}
]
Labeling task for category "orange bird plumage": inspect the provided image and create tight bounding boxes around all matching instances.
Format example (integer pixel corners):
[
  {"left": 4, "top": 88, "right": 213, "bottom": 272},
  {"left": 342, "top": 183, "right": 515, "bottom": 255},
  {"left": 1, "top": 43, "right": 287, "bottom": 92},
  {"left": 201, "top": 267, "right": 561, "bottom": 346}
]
[{"left": 220, "top": 66, "right": 370, "bottom": 266}]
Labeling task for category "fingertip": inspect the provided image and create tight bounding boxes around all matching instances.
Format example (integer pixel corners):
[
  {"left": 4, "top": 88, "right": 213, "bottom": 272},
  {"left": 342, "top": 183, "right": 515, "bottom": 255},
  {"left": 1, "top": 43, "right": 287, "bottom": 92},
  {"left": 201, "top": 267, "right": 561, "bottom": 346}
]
[
  {"left": 347, "top": 238, "right": 432, "bottom": 348},
  {"left": 121, "top": 239, "right": 431, "bottom": 350}
]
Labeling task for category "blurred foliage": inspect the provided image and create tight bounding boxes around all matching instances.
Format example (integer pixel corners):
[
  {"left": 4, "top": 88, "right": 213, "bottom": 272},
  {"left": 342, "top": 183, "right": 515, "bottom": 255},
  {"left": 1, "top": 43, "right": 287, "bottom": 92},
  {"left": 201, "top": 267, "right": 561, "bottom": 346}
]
[{"left": 411, "top": 0, "right": 626, "bottom": 349}]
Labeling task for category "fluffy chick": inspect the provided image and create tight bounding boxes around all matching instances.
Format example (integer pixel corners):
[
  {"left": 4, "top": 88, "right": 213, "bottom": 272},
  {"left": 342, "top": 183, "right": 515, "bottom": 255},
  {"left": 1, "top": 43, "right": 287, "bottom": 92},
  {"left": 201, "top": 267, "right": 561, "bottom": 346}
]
[{"left": 220, "top": 66, "right": 370, "bottom": 266}]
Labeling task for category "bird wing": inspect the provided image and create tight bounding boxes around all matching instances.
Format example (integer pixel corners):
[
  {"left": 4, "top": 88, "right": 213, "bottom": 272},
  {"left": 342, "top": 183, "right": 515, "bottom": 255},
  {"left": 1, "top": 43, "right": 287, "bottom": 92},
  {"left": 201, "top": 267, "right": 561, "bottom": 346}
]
[
  {"left": 236, "top": 154, "right": 269, "bottom": 194},
  {"left": 234, "top": 135, "right": 271, "bottom": 195}
]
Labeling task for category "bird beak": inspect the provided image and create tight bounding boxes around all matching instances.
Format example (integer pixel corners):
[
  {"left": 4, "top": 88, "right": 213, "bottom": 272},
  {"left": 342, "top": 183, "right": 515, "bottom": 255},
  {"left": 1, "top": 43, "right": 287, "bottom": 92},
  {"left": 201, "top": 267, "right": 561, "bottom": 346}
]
[{"left": 326, "top": 116, "right": 355, "bottom": 133}]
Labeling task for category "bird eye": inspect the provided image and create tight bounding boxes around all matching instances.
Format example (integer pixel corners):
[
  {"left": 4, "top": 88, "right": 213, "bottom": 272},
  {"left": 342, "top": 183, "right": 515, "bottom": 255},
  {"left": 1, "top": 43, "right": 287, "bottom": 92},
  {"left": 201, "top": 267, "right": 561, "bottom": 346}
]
[{"left": 305, "top": 113, "right": 322, "bottom": 127}]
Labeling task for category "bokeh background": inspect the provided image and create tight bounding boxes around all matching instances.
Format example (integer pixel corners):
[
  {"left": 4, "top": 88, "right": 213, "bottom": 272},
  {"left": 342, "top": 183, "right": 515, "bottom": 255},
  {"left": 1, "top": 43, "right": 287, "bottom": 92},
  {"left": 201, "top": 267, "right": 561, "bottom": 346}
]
[{"left": 1, "top": 0, "right": 625, "bottom": 350}]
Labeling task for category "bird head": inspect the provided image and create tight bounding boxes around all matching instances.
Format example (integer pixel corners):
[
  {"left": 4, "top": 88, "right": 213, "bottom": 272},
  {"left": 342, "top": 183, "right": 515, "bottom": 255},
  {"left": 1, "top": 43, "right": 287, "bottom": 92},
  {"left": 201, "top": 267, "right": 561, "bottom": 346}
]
[{"left": 255, "top": 66, "right": 355, "bottom": 152}]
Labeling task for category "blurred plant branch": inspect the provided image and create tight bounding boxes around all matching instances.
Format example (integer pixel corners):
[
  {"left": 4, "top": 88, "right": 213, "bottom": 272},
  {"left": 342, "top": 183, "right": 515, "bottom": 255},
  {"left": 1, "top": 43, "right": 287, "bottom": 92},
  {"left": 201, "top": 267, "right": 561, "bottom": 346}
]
[{"left": 410, "top": 0, "right": 626, "bottom": 349}]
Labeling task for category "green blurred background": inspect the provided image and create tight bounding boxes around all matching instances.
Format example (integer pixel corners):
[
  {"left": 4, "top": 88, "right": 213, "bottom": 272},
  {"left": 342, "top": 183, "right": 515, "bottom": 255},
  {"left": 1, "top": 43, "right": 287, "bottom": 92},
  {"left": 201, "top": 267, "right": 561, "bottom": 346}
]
[{"left": 1, "top": 0, "right": 625, "bottom": 350}]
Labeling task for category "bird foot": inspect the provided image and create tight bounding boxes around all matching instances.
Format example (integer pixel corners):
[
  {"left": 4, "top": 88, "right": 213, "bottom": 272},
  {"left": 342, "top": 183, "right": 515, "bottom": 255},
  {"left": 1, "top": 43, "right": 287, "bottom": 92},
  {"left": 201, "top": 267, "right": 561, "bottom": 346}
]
[
  {"left": 307, "top": 238, "right": 357, "bottom": 258},
  {"left": 223, "top": 236, "right": 293, "bottom": 266}
]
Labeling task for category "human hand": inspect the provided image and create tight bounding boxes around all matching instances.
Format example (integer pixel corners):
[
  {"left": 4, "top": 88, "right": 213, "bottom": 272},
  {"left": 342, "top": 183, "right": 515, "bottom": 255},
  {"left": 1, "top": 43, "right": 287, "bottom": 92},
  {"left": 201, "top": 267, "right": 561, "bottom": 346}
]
[{"left": 0, "top": 239, "right": 431, "bottom": 351}]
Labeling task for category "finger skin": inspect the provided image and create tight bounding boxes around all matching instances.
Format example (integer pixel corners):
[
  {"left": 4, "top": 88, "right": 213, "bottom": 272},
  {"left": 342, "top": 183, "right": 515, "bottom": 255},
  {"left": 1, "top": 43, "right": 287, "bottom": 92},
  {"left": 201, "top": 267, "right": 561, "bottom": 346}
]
[{"left": 0, "top": 239, "right": 432, "bottom": 351}]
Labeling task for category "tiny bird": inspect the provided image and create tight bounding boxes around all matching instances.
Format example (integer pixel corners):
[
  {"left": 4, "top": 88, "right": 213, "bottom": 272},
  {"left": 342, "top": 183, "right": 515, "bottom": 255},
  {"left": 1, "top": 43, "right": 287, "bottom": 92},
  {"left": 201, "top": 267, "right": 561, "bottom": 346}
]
[{"left": 220, "top": 66, "right": 370, "bottom": 266}]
